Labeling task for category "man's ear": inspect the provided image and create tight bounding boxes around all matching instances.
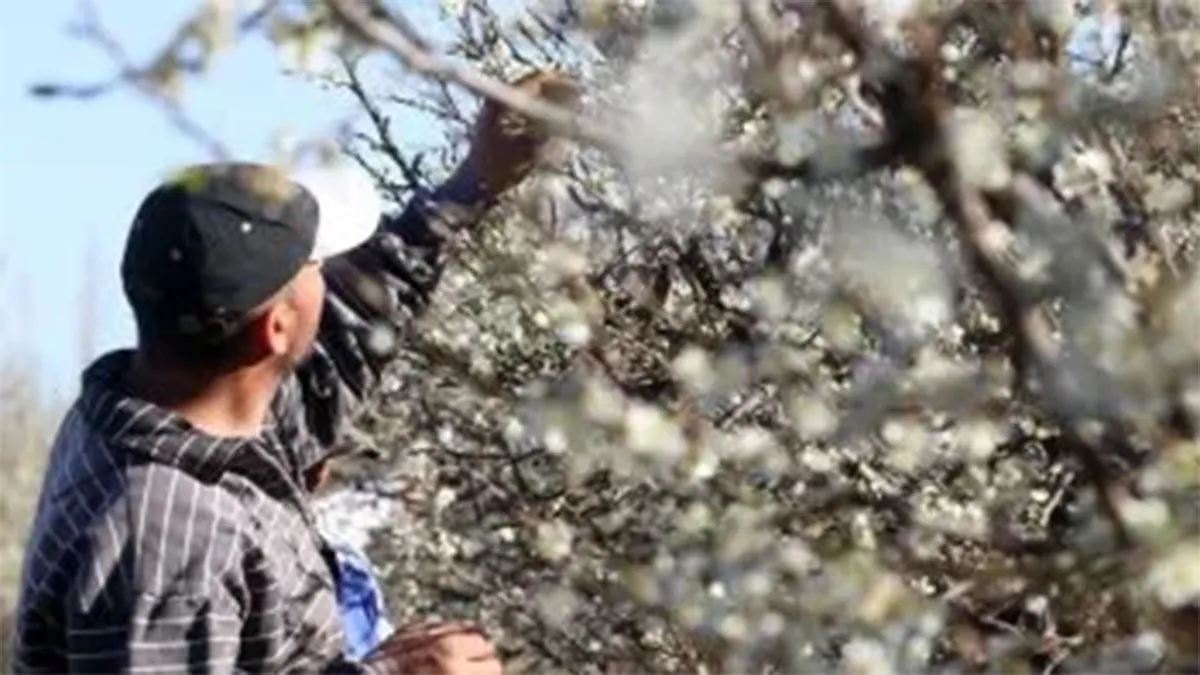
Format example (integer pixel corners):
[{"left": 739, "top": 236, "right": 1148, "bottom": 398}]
[{"left": 246, "top": 303, "right": 292, "bottom": 358}]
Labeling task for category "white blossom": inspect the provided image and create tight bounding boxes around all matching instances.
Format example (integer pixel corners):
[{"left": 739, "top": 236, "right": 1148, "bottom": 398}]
[
  {"left": 534, "top": 519, "right": 574, "bottom": 563},
  {"left": 841, "top": 638, "right": 895, "bottom": 675},
  {"left": 948, "top": 107, "right": 1012, "bottom": 191},
  {"left": 1145, "top": 540, "right": 1200, "bottom": 609},
  {"left": 672, "top": 346, "right": 717, "bottom": 392},
  {"left": 624, "top": 403, "right": 688, "bottom": 462}
]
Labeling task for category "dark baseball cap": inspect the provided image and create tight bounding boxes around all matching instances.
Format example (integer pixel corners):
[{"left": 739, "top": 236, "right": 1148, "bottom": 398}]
[{"left": 121, "top": 160, "right": 381, "bottom": 343}]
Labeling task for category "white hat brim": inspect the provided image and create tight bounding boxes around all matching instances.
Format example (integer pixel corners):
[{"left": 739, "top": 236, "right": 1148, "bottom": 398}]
[{"left": 291, "top": 160, "right": 381, "bottom": 260}]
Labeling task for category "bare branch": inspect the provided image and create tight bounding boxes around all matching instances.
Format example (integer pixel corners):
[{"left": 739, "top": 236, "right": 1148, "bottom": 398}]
[
  {"left": 342, "top": 56, "right": 429, "bottom": 193},
  {"left": 30, "top": 0, "right": 230, "bottom": 159}
]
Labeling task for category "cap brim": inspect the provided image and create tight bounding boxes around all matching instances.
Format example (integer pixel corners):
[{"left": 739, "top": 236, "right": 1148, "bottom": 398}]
[{"left": 291, "top": 160, "right": 381, "bottom": 260}]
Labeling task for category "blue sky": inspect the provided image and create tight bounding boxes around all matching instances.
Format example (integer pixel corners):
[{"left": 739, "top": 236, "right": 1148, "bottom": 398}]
[{"left": 0, "top": 1, "right": 461, "bottom": 397}]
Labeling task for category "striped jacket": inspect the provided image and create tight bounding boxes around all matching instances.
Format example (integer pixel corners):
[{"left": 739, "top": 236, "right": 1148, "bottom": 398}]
[{"left": 10, "top": 171, "right": 484, "bottom": 673}]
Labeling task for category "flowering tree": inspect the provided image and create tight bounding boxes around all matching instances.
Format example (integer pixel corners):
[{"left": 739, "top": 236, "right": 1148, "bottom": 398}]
[{"left": 34, "top": 0, "right": 1200, "bottom": 672}]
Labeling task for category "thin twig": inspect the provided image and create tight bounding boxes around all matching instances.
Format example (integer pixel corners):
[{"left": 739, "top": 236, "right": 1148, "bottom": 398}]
[
  {"left": 33, "top": 0, "right": 230, "bottom": 159},
  {"left": 342, "top": 56, "right": 429, "bottom": 192}
]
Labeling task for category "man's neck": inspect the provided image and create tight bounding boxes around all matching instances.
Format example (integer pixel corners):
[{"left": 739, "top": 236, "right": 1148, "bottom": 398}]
[{"left": 126, "top": 351, "right": 279, "bottom": 439}]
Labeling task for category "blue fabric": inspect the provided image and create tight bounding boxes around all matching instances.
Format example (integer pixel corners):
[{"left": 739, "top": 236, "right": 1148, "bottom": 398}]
[
  {"left": 1064, "top": 12, "right": 1129, "bottom": 75},
  {"left": 328, "top": 539, "right": 395, "bottom": 662}
]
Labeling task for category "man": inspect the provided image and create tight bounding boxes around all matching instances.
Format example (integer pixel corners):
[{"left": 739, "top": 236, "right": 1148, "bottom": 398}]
[{"left": 11, "top": 70, "right": 575, "bottom": 673}]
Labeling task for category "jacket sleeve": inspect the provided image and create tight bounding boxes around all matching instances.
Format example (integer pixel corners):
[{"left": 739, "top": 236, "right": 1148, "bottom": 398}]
[{"left": 277, "top": 164, "right": 493, "bottom": 469}]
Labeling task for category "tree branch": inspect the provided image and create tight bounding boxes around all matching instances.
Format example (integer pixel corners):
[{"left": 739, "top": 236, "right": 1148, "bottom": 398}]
[
  {"left": 325, "top": 0, "right": 617, "bottom": 151},
  {"left": 30, "top": 0, "right": 231, "bottom": 160},
  {"left": 327, "top": 0, "right": 894, "bottom": 188},
  {"left": 342, "top": 56, "right": 429, "bottom": 193},
  {"left": 814, "top": 0, "right": 1135, "bottom": 550}
]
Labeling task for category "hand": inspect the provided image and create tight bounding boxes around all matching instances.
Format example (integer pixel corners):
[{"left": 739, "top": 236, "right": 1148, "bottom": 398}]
[
  {"left": 302, "top": 458, "right": 332, "bottom": 493},
  {"left": 463, "top": 69, "right": 580, "bottom": 198},
  {"left": 363, "top": 621, "right": 502, "bottom": 675}
]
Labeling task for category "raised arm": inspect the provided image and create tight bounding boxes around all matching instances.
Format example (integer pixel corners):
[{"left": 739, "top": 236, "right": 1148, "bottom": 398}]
[
  {"left": 284, "top": 69, "right": 577, "bottom": 461},
  {"left": 294, "top": 161, "right": 487, "bottom": 456}
]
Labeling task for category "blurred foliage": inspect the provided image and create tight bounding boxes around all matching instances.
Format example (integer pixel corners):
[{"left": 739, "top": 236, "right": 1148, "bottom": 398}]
[{"left": 0, "top": 358, "right": 60, "bottom": 672}]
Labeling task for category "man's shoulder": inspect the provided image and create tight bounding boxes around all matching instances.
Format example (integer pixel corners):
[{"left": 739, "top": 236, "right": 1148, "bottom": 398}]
[
  {"left": 32, "top": 413, "right": 252, "bottom": 597},
  {"left": 41, "top": 402, "right": 238, "bottom": 517},
  {"left": 36, "top": 402, "right": 126, "bottom": 516}
]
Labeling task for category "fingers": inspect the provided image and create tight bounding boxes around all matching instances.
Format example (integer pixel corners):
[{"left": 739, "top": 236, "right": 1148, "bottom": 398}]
[
  {"left": 465, "top": 67, "right": 581, "bottom": 195},
  {"left": 381, "top": 620, "right": 500, "bottom": 664},
  {"left": 436, "top": 638, "right": 500, "bottom": 675},
  {"left": 393, "top": 619, "right": 481, "bottom": 638},
  {"left": 536, "top": 79, "right": 581, "bottom": 116},
  {"left": 444, "top": 655, "right": 503, "bottom": 675},
  {"left": 398, "top": 627, "right": 494, "bottom": 661},
  {"left": 495, "top": 70, "right": 581, "bottom": 147},
  {"left": 484, "top": 69, "right": 580, "bottom": 117},
  {"left": 389, "top": 620, "right": 486, "bottom": 649},
  {"left": 509, "top": 67, "right": 572, "bottom": 91},
  {"left": 523, "top": 70, "right": 580, "bottom": 107}
]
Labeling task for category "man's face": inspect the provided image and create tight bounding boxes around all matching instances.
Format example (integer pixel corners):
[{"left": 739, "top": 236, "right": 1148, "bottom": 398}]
[
  {"left": 262, "top": 261, "right": 325, "bottom": 373},
  {"left": 284, "top": 261, "right": 326, "bottom": 366}
]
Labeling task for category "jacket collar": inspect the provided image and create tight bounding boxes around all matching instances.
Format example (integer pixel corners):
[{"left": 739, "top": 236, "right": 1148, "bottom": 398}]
[{"left": 79, "top": 350, "right": 280, "bottom": 484}]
